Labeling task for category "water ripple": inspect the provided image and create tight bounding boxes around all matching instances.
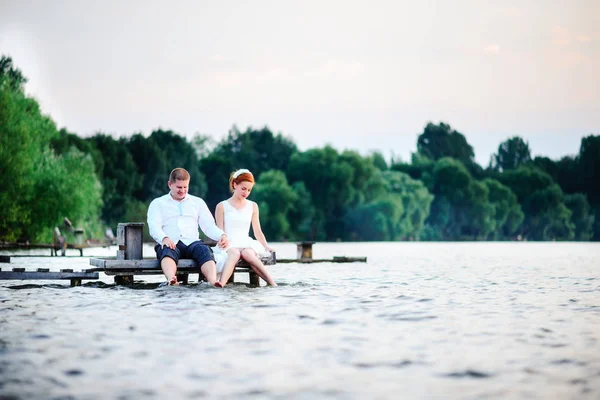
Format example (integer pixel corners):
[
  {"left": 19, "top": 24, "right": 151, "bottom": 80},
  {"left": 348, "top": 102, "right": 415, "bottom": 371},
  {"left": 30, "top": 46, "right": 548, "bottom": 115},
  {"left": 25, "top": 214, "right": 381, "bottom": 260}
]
[{"left": 2, "top": 242, "right": 599, "bottom": 399}]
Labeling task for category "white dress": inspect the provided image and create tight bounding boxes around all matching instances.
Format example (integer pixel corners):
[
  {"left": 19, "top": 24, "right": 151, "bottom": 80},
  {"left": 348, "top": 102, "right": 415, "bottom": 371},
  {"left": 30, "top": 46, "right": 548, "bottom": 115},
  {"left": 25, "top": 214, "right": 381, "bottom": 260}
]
[{"left": 212, "top": 200, "right": 270, "bottom": 273}]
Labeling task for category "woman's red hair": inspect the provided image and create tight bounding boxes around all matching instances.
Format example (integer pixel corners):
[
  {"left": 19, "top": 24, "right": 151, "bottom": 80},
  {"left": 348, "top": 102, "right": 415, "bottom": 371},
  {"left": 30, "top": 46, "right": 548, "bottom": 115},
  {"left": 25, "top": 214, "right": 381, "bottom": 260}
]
[{"left": 229, "top": 170, "right": 255, "bottom": 192}]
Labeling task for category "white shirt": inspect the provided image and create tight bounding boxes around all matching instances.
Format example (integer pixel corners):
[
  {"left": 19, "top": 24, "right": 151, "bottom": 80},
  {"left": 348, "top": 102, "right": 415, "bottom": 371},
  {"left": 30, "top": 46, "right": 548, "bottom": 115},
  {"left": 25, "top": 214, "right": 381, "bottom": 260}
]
[{"left": 147, "top": 193, "right": 225, "bottom": 245}]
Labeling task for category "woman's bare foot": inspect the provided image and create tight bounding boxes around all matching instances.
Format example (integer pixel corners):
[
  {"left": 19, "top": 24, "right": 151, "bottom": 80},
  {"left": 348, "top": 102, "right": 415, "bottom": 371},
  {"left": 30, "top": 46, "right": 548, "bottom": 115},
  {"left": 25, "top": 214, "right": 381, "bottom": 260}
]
[{"left": 214, "top": 281, "right": 224, "bottom": 288}]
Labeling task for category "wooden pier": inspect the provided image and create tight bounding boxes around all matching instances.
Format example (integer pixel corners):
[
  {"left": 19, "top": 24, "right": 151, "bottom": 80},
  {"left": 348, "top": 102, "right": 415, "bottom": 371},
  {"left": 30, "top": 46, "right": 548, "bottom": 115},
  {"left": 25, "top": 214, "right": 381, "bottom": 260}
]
[
  {"left": 0, "top": 224, "right": 365, "bottom": 287},
  {"left": 0, "top": 225, "right": 112, "bottom": 257},
  {"left": 0, "top": 268, "right": 99, "bottom": 286},
  {"left": 88, "top": 223, "right": 275, "bottom": 285},
  {"left": 275, "top": 241, "right": 367, "bottom": 263}
]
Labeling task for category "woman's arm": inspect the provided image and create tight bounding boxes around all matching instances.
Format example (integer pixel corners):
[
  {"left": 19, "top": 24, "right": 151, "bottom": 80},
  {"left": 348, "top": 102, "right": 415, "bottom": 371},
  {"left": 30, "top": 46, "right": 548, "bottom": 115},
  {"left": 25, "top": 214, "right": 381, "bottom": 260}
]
[
  {"left": 215, "top": 202, "right": 225, "bottom": 230},
  {"left": 251, "top": 202, "right": 273, "bottom": 252}
]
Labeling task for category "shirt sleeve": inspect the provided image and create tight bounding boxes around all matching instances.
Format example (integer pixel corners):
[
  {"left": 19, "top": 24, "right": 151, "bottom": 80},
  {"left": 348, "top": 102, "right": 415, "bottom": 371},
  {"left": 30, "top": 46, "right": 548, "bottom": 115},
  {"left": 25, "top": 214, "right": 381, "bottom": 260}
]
[
  {"left": 147, "top": 198, "right": 167, "bottom": 244},
  {"left": 197, "top": 198, "right": 225, "bottom": 240}
]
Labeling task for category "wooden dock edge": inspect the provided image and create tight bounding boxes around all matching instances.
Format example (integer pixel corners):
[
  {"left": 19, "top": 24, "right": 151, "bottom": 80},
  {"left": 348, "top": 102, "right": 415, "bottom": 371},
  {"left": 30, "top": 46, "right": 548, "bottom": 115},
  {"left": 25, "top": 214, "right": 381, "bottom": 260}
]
[{"left": 0, "top": 268, "right": 99, "bottom": 287}]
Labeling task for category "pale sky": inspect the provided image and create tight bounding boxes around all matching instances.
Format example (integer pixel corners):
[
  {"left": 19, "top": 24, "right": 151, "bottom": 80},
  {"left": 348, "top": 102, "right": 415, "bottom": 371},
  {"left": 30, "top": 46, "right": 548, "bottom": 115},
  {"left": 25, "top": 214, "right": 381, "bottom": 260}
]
[{"left": 1, "top": 0, "right": 598, "bottom": 165}]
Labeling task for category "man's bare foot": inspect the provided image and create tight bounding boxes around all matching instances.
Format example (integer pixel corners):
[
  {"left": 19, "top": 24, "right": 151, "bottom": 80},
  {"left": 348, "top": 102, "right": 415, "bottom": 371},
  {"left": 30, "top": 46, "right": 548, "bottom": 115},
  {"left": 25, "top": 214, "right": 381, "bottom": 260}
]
[
  {"left": 214, "top": 281, "right": 224, "bottom": 288},
  {"left": 167, "top": 276, "right": 179, "bottom": 286}
]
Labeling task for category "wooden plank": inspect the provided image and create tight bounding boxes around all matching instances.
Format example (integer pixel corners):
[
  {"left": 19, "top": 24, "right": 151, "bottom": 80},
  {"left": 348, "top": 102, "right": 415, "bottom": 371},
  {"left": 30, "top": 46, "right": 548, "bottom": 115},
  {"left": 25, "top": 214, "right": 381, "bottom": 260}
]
[
  {"left": 100, "top": 266, "right": 253, "bottom": 275},
  {"left": 89, "top": 258, "right": 107, "bottom": 268},
  {"left": 0, "top": 271, "right": 99, "bottom": 280},
  {"left": 117, "top": 223, "right": 144, "bottom": 260},
  {"left": 88, "top": 253, "right": 276, "bottom": 270},
  {"left": 125, "top": 225, "right": 143, "bottom": 259},
  {"left": 0, "top": 242, "right": 57, "bottom": 249},
  {"left": 276, "top": 257, "right": 367, "bottom": 263}
]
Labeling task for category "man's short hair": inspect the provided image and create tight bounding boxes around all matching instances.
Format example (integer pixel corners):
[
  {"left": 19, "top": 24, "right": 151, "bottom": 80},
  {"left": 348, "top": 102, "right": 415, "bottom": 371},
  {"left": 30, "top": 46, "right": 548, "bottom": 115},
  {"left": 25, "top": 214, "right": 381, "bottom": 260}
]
[{"left": 169, "top": 168, "right": 190, "bottom": 183}]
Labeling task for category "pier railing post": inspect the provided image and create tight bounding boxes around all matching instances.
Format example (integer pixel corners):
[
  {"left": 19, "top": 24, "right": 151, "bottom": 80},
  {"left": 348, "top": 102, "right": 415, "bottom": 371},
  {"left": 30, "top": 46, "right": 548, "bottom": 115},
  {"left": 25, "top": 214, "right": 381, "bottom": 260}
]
[
  {"left": 296, "top": 241, "right": 315, "bottom": 260},
  {"left": 115, "top": 222, "right": 144, "bottom": 285}
]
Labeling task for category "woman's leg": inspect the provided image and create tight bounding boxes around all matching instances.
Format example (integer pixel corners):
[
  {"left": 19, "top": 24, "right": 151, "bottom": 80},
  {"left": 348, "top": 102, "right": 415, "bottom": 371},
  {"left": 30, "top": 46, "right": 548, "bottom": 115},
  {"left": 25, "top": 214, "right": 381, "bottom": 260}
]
[
  {"left": 216, "top": 248, "right": 241, "bottom": 287},
  {"left": 241, "top": 248, "right": 277, "bottom": 286}
]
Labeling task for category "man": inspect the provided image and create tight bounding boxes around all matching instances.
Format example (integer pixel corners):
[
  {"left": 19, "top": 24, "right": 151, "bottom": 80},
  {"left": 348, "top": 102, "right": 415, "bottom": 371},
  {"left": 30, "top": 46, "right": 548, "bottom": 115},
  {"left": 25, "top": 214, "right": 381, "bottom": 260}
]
[{"left": 147, "top": 168, "right": 228, "bottom": 285}]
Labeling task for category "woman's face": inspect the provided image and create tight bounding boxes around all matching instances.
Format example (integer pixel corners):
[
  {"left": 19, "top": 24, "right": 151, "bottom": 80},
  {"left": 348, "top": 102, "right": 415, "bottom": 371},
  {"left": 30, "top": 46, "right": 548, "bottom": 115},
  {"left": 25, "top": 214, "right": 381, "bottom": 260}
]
[{"left": 233, "top": 181, "right": 254, "bottom": 199}]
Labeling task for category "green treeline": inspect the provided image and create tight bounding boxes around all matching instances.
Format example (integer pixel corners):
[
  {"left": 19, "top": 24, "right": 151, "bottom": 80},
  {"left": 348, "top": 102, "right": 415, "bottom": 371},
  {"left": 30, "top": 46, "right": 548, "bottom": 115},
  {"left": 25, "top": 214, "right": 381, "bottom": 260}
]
[{"left": 1, "top": 56, "right": 599, "bottom": 243}]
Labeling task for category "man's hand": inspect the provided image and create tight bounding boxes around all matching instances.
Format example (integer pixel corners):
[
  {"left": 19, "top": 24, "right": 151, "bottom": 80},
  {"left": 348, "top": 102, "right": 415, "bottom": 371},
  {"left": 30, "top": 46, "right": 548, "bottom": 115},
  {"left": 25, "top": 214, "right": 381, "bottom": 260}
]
[
  {"left": 162, "top": 237, "right": 176, "bottom": 249},
  {"left": 217, "top": 234, "right": 229, "bottom": 249}
]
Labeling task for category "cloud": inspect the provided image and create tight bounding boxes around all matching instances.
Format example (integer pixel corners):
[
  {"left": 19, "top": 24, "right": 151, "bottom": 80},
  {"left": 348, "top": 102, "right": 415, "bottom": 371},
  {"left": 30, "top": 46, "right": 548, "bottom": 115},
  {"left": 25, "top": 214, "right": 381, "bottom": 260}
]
[
  {"left": 309, "top": 59, "right": 364, "bottom": 78},
  {"left": 552, "top": 26, "right": 570, "bottom": 46},
  {"left": 484, "top": 44, "right": 500, "bottom": 54},
  {"left": 576, "top": 35, "right": 591, "bottom": 43},
  {"left": 502, "top": 7, "right": 523, "bottom": 17},
  {"left": 551, "top": 26, "right": 593, "bottom": 47}
]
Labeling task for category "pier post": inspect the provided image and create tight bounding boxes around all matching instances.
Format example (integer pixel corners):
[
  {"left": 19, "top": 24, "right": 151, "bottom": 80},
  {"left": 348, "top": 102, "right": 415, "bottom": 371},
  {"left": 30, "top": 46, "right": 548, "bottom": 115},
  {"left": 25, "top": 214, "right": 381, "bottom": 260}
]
[
  {"left": 74, "top": 228, "right": 85, "bottom": 256},
  {"left": 115, "top": 223, "right": 144, "bottom": 285},
  {"left": 296, "top": 241, "right": 315, "bottom": 260},
  {"left": 52, "top": 227, "right": 66, "bottom": 256},
  {"left": 249, "top": 271, "right": 260, "bottom": 286}
]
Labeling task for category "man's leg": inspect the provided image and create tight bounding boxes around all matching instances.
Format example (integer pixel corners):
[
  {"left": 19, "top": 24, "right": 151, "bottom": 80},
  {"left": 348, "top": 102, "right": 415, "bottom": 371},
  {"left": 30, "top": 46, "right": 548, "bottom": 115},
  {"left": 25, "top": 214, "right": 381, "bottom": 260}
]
[
  {"left": 187, "top": 241, "right": 218, "bottom": 285},
  {"left": 161, "top": 257, "right": 178, "bottom": 284},
  {"left": 155, "top": 244, "right": 181, "bottom": 285},
  {"left": 200, "top": 260, "right": 218, "bottom": 285}
]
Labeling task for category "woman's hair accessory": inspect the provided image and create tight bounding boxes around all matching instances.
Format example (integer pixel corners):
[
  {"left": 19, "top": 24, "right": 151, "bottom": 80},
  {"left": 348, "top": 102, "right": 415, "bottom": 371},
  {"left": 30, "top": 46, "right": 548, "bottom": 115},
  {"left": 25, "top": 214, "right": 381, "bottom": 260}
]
[{"left": 232, "top": 169, "right": 251, "bottom": 179}]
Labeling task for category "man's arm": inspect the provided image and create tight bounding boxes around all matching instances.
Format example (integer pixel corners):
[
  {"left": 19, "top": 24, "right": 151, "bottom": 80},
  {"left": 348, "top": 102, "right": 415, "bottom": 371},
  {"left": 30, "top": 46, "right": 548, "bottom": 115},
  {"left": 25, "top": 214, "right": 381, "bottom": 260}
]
[
  {"left": 147, "top": 199, "right": 168, "bottom": 244},
  {"left": 196, "top": 198, "right": 226, "bottom": 241}
]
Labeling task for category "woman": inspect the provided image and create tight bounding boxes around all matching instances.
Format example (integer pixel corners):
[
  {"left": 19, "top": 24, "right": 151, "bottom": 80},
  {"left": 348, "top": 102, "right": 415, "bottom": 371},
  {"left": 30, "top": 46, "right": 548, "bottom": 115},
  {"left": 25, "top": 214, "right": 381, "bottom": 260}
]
[{"left": 213, "top": 169, "right": 277, "bottom": 287}]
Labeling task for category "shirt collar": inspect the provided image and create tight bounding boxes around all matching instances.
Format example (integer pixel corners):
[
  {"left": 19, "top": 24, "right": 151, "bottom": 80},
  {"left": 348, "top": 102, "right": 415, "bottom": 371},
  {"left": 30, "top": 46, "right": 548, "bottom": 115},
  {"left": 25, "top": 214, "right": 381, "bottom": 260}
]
[{"left": 168, "top": 193, "right": 189, "bottom": 202}]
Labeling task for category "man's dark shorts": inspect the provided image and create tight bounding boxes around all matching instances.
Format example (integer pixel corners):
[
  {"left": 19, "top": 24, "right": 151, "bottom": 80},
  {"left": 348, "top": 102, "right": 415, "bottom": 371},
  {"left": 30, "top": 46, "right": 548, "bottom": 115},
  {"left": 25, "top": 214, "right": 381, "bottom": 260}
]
[{"left": 155, "top": 240, "right": 215, "bottom": 272}]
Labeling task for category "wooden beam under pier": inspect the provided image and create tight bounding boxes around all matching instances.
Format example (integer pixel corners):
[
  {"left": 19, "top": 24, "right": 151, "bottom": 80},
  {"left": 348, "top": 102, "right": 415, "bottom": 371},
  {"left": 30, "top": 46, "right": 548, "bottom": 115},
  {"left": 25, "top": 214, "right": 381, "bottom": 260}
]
[{"left": 0, "top": 268, "right": 99, "bottom": 286}]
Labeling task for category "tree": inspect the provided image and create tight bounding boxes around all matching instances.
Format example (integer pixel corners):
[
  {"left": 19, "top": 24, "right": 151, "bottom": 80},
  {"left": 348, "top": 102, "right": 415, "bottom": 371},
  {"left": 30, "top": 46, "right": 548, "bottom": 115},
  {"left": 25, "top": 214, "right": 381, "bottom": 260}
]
[
  {"left": 564, "top": 193, "right": 594, "bottom": 241},
  {"left": 251, "top": 170, "right": 298, "bottom": 240},
  {"left": 0, "top": 71, "right": 55, "bottom": 240},
  {"left": 287, "top": 181, "right": 316, "bottom": 240},
  {"left": 381, "top": 171, "right": 433, "bottom": 240},
  {"left": 423, "top": 158, "right": 499, "bottom": 240},
  {"left": 499, "top": 167, "right": 575, "bottom": 240},
  {"left": 200, "top": 125, "right": 298, "bottom": 211},
  {"left": 88, "top": 134, "right": 142, "bottom": 227},
  {"left": 210, "top": 125, "right": 297, "bottom": 175},
  {"left": 126, "top": 133, "right": 167, "bottom": 202},
  {"left": 339, "top": 150, "right": 386, "bottom": 206},
  {"left": 0, "top": 56, "right": 102, "bottom": 241},
  {"left": 417, "top": 122, "right": 475, "bottom": 166},
  {"left": 483, "top": 178, "right": 524, "bottom": 239},
  {"left": 144, "top": 129, "right": 206, "bottom": 197},
  {"left": 532, "top": 155, "right": 581, "bottom": 196},
  {"left": 287, "top": 146, "right": 354, "bottom": 240},
  {"left": 345, "top": 196, "right": 403, "bottom": 241},
  {"left": 578, "top": 135, "right": 600, "bottom": 206},
  {"left": 491, "top": 136, "right": 532, "bottom": 172},
  {"left": 0, "top": 55, "right": 27, "bottom": 90},
  {"left": 369, "top": 151, "right": 388, "bottom": 171}
]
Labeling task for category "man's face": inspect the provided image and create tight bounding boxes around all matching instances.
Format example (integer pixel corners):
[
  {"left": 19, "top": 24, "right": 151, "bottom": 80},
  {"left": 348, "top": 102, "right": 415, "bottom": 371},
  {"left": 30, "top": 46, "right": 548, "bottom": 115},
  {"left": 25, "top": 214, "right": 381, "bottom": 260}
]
[{"left": 168, "top": 179, "right": 189, "bottom": 201}]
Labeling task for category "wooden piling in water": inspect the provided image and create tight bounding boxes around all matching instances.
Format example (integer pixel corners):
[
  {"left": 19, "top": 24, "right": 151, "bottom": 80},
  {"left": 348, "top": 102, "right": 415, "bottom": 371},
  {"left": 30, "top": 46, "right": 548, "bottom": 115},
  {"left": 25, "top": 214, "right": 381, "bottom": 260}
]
[
  {"left": 114, "top": 222, "right": 144, "bottom": 285},
  {"left": 297, "top": 241, "right": 315, "bottom": 260}
]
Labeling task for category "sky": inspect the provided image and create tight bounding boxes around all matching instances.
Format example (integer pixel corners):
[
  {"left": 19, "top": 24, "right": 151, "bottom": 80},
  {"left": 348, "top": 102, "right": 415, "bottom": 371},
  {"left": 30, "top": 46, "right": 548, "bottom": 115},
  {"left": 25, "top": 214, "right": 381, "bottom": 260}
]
[{"left": 1, "top": 0, "right": 598, "bottom": 165}]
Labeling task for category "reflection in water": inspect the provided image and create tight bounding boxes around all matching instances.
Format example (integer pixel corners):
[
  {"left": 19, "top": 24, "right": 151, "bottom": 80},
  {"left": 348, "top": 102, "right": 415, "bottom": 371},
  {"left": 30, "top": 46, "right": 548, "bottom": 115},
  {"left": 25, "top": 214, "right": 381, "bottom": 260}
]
[{"left": 1, "top": 242, "right": 599, "bottom": 399}]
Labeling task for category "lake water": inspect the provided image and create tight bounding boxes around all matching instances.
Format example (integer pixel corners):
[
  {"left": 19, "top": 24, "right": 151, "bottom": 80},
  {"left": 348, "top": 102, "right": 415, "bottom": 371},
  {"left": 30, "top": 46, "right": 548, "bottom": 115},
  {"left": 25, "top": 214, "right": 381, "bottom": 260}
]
[{"left": 1, "top": 242, "right": 599, "bottom": 399}]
